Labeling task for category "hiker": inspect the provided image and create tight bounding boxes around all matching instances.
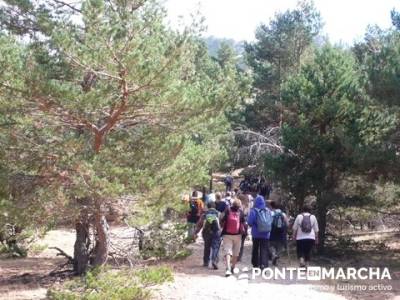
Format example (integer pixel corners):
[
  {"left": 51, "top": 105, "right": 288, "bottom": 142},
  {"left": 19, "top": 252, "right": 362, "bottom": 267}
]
[
  {"left": 269, "top": 201, "right": 289, "bottom": 266},
  {"left": 224, "top": 174, "right": 233, "bottom": 192},
  {"left": 247, "top": 194, "right": 272, "bottom": 269},
  {"left": 207, "top": 190, "right": 216, "bottom": 203},
  {"left": 257, "top": 177, "right": 272, "bottom": 200},
  {"left": 292, "top": 204, "right": 319, "bottom": 267},
  {"left": 224, "top": 191, "right": 233, "bottom": 206},
  {"left": 186, "top": 191, "right": 204, "bottom": 240},
  {"left": 194, "top": 201, "right": 221, "bottom": 269},
  {"left": 238, "top": 192, "right": 250, "bottom": 216},
  {"left": 220, "top": 198, "right": 246, "bottom": 276},
  {"left": 237, "top": 192, "right": 250, "bottom": 262},
  {"left": 215, "top": 192, "right": 228, "bottom": 213},
  {"left": 239, "top": 177, "right": 251, "bottom": 193}
]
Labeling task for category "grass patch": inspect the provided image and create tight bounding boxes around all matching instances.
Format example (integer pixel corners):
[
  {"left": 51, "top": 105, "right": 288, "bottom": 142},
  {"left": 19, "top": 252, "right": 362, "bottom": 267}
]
[
  {"left": 29, "top": 243, "right": 48, "bottom": 255},
  {"left": 136, "top": 266, "right": 173, "bottom": 286},
  {"left": 47, "top": 266, "right": 173, "bottom": 300},
  {"left": 172, "top": 248, "right": 192, "bottom": 260}
]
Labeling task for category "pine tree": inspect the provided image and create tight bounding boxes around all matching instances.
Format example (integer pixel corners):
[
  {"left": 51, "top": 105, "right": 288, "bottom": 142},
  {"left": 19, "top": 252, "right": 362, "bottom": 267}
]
[{"left": 0, "top": 0, "right": 248, "bottom": 273}]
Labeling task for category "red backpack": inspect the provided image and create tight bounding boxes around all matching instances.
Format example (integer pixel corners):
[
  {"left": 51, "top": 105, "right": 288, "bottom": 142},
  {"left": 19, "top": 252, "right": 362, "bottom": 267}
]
[{"left": 225, "top": 210, "right": 241, "bottom": 234}]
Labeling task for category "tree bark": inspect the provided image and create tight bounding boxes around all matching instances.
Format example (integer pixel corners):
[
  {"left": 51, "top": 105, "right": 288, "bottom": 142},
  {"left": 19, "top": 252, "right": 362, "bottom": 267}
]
[
  {"left": 92, "top": 211, "right": 109, "bottom": 266},
  {"left": 316, "top": 201, "right": 328, "bottom": 254},
  {"left": 73, "top": 212, "right": 90, "bottom": 275},
  {"left": 94, "top": 132, "right": 104, "bottom": 153}
]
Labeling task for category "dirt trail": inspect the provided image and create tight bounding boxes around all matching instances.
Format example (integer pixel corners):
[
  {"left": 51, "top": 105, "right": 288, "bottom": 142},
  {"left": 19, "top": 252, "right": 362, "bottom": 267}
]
[
  {"left": 155, "top": 238, "right": 347, "bottom": 300},
  {"left": 0, "top": 228, "right": 76, "bottom": 300},
  {"left": 1, "top": 229, "right": 398, "bottom": 300}
]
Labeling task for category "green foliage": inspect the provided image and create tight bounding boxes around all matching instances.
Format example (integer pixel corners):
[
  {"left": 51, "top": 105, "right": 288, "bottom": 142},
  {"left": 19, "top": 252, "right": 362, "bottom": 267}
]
[
  {"left": 244, "top": 0, "right": 322, "bottom": 130},
  {"left": 0, "top": 224, "right": 45, "bottom": 257},
  {"left": 264, "top": 45, "right": 399, "bottom": 248},
  {"left": 391, "top": 9, "right": 400, "bottom": 31},
  {"left": 354, "top": 27, "right": 400, "bottom": 107},
  {"left": 0, "top": 1, "right": 248, "bottom": 250},
  {"left": 204, "top": 36, "right": 244, "bottom": 58},
  {"left": 138, "top": 223, "right": 188, "bottom": 259},
  {"left": 269, "top": 45, "right": 397, "bottom": 194},
  {"left": 48, "top": 266, "right": 173, "bottom": 300},
  {"left": 135, "top": 266, "right": 173, "bottom": 285},
  {"left": 28, "top": 243, "right": 48, "bottom": 255}
]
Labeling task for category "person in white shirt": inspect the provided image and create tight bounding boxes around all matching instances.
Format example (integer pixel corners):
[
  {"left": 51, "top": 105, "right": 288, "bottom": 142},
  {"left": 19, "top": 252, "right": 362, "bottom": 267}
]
[{"left": 292, "top": 204, "right": 319, "bottom": 267}]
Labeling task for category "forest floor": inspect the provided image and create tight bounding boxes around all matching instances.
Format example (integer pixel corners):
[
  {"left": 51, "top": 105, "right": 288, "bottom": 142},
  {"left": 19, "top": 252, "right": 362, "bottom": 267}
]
[{"left": 0, "top": 228, "right": 399, "bottom": 300}]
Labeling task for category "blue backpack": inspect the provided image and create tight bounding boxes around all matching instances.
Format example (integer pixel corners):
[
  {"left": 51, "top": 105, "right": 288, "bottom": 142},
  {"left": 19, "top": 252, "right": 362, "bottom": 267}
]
[{"left": 255, "top": 208, "right": 272, "bottom": 233}]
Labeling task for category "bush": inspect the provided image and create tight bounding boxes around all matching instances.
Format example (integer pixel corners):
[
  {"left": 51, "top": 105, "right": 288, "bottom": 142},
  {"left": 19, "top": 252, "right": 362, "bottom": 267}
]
[
  {"left": 29, "top": 243, "right": 48, "bottom": 255},
  {"left": 0, "top": 225, "right": 44, "bottom": 258},
  {"left": 47, "top": 266, "right": 173, "bottom": 300},
  {"left": 140, "top": 223, "right": 188, "bottom": 259}
]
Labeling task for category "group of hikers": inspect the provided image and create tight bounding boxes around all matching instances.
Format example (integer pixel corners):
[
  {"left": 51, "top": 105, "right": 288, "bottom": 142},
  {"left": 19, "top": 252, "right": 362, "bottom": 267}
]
[{"left": 186, "top": 175, "right": 319, "bottom": 277}]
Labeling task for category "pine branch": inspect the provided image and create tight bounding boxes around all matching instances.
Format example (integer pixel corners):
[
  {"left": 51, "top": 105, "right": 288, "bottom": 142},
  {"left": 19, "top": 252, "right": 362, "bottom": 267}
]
[{"left": 51, "top": 0, "right": 81, "bottom": 13}]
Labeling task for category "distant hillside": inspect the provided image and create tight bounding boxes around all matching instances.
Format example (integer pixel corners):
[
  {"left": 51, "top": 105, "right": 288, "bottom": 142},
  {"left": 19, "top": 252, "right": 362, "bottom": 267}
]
[{"left": 204, "top": 36, "right": 245, "bottom": 58}]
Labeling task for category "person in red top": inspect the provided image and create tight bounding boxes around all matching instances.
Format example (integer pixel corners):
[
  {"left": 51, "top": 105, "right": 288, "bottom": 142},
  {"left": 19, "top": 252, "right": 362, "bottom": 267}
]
[{"left": 220, "top": 198, "right": 246, "bottom": 277}]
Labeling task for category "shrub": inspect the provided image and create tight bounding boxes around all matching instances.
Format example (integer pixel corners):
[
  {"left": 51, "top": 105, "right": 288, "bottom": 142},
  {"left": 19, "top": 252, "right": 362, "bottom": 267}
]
[
  {"left": 29, "top": 243, "right": 48, "bottom": 255},
  {"left": 140, "top": 223, "right": 188, "bottom": 259}
]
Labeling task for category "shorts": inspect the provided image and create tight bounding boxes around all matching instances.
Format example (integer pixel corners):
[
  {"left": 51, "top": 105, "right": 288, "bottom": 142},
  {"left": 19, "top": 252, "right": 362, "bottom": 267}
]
[{"left": 222, "top": 234, "right": 242, "bottom": 257}]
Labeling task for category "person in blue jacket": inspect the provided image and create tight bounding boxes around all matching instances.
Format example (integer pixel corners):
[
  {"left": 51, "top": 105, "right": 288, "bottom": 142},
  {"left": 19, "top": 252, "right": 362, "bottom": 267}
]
[{"left": 247, "top": 195, "right": 270, "bottom": 269}]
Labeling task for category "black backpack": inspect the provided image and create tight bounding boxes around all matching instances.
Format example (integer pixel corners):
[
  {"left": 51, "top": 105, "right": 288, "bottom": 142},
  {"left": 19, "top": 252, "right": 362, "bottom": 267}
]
[
  {"left": 225, "top": 176, "right": 233, "bottom": 185},
  {"left": 187, "top": 201, "right": 199, "bottom": 222},
  {"left": 271, "top": 211, "right": 286, "bottom": 235}
]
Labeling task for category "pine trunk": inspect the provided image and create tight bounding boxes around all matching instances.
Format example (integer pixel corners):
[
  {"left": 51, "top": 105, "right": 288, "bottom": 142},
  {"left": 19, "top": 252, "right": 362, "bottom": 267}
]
[
  {"left": 73, "top": 214, "right": 90, "bottom": 275},
  {"left": 92, "top": 212, "right": 109, "bottom": 266},
  {"left": 316, "top": 203, "right": 327, "bottom": 254}
]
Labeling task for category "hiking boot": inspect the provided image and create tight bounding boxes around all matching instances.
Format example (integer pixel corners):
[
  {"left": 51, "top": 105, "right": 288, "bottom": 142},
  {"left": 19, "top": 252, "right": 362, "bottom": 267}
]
[
  {"left": 225, "top": 269, "right": 232, "bottom": 277},
  {"left": 212, "top": 262, "right": 218, "bottom": 270}
]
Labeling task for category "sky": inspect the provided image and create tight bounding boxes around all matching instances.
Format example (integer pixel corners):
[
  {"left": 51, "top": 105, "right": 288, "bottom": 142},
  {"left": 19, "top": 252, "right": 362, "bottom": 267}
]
[{"left": 165, "top": 0, "right": 400, "bottom": 44}]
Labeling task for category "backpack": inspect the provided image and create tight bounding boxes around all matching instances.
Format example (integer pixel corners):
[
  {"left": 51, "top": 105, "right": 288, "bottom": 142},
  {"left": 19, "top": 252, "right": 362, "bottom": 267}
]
[
  {"left": 271, "top": 210, "right": 286, "bottom": 235},
  {"left": 255, "top": 208, "right": 272, "bottom": 233},
  {"left": 203, "top": 211, "right": 219, "bottom": 235},
  {"left": 187, "top": 201, "right": 199, "bottom": 222},
  {"left": 225, "top": 176, "right": 233, "bottom": 185},
  {"left": 300, "top": 213, "right": 312, "bottom": 233},
  {"left": 225, "top": 210, "right": 241, "bottom": 234}
]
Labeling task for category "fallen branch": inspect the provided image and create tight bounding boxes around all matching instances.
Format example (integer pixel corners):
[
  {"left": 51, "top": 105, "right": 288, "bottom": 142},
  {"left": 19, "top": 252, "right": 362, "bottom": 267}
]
[{"left": 49, "top": 246, "right": 74, "bottom": 263}]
